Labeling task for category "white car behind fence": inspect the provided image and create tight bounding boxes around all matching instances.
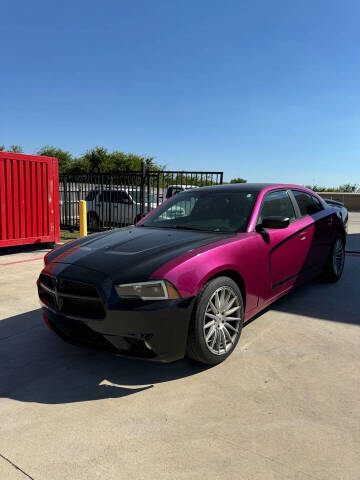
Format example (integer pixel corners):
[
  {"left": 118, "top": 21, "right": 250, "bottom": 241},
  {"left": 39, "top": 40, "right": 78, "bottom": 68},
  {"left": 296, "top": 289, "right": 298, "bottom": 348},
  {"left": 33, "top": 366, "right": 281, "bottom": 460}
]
[{"left": 86, "top": 189, "right": 158, "bottom": 228}]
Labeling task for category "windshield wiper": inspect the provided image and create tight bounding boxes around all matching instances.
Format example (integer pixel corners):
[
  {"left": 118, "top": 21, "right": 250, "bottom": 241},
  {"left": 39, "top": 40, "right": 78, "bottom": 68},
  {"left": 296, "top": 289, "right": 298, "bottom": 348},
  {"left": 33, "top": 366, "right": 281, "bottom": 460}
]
[
  {"left": 162, "top": 225, "right": 203, "bottom": 231},
  {"left": 168, "top": 225, "right": 230, "bottom": 232},
  {"left": 138, "top": 224, "right": 232, "bottom": 233}
]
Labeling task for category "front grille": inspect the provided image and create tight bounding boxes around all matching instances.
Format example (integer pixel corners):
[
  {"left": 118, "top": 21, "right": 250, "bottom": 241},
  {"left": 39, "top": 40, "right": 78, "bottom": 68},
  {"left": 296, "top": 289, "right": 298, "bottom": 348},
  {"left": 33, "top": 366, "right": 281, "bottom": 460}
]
[
  {"left": 38, "top": 273, "right": 105, "bottom": 319},
  {"left": 57, "top": 279, "right": 99, "bottom": 298}
]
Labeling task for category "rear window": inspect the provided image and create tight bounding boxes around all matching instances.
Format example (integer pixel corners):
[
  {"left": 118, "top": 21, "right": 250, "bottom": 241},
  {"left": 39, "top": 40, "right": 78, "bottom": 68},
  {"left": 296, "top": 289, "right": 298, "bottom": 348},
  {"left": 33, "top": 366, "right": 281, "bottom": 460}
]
[{"left": 292, "top": 191, "right": 323, "bottom": 216}]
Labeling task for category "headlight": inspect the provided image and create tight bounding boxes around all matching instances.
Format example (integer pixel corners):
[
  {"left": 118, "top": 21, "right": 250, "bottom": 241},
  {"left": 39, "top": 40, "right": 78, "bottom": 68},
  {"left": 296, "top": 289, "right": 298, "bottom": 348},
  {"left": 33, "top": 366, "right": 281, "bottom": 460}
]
[{"left": 115, "top": 280, "right": 180, "bottom": 300}]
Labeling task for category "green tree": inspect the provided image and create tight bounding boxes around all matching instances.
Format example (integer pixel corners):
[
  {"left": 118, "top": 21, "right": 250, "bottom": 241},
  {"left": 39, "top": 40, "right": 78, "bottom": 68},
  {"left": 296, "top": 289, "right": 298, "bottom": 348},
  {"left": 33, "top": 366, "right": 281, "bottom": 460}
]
[
  {"left": 77, "top": 146, "right": 110, "bottom": 174},
  {"left": 230, "top": 177, "right": 247, "bottom": 184},
  {"left": 108, "top": 151, "right": 162, "bottom": 172},
  {"left": 68, "top": 146, "right": 163, "bottom": 174},
  {"left": 37, "top": 145, "right": 73, "bottom": 173},
  {"left": 305, "top": 184, "right": 327, "bottom": 192},
  {"left": 68, "top": 157, "right": 91, "bottom": 174},
  {"left": 305, "top": 183, "right": 359, "bottom": 193},
  {"left": 9, "top": 145, "right": 23, "bottom": 153},
  {"left": 338, "top": 183, "right": 358, "bottom": 193},
  {"left": 0, "top": 145, "right": 4, "bottom": 151}
]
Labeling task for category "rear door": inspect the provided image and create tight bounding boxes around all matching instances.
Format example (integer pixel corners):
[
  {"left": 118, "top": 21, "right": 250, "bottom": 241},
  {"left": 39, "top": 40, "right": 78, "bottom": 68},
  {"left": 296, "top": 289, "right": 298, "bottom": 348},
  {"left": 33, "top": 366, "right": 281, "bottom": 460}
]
[{"left": 291, "top": 190, "right": 334, "bottom": 270}]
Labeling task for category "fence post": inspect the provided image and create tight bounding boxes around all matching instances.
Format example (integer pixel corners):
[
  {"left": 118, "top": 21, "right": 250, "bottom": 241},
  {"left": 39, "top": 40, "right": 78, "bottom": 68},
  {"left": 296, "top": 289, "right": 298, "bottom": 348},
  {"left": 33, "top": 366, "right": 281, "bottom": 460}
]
[
  {"left": 140, "top": 161, "right": 146, "bottom": 216},
  {"left": 156, "top": 172, "right": 160, "bottom": 206},
  {"left": 146, "top": 165, "right": 151, "bottom": 212},
  {"left": 219, "top": 172, "right": 224, "bottom": 184},
  {"left": 63, "top": 176, "right": 68, "bottom": 227}
]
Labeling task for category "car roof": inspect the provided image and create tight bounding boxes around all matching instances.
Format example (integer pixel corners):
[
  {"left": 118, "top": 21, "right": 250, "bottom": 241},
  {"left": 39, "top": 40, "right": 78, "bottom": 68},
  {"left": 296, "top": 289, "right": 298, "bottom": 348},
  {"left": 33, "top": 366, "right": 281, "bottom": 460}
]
[
  {"left": 87, "top": 188, "right": 141, "bottom": 193},
  {"left": 190, "top": 183, "right": 314, "bottom": 193},
  {"left": 191, "top": 183, "right": 277, "bottom": 193}
]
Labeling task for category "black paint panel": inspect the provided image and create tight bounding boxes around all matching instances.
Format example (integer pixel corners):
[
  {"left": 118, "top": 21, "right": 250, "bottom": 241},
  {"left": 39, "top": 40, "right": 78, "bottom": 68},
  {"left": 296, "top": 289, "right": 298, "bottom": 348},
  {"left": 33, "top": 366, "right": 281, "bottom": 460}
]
[{"left": 47, "top": 226, "right": 235, "bottom": 284}]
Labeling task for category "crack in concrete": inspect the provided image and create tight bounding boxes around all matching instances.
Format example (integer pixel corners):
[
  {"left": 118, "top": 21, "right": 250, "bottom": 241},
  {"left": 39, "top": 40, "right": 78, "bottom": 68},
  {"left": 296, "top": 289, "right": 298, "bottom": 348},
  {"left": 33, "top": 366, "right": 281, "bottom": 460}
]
[
  {"left": 0, "top": 323, "right": 42, "bottom": 342},
  {"left": 214, "top": 434, "right": 323, "bottom": 480},
  {"left": 0, "top": 453, "right": 36, "bottom": 480}
]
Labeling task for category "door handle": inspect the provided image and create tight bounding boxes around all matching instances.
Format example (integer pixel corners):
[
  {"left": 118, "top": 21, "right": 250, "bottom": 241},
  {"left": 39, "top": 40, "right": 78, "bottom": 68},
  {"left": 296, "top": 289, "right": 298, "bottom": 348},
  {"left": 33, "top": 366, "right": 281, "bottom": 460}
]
[{"left": 298, "top": 234, "right": 307, "bottom": 241}]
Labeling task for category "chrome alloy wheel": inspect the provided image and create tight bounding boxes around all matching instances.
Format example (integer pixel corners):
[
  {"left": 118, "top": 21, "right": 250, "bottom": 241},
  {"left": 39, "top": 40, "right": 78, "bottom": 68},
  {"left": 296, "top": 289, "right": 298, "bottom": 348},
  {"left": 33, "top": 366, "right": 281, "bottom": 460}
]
[
  {"left": 203, "top": 286, "right": 241, "bottom": 355},
  {"left": 332, "top": 238, "right": 345, "bottom": 276}
]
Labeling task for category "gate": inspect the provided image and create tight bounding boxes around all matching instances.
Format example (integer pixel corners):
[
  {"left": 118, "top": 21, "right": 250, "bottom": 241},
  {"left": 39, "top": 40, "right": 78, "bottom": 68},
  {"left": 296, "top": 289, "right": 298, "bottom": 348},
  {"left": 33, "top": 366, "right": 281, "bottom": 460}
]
[{"left": 59, "top": 166, "right": 223, "bottom": 231}]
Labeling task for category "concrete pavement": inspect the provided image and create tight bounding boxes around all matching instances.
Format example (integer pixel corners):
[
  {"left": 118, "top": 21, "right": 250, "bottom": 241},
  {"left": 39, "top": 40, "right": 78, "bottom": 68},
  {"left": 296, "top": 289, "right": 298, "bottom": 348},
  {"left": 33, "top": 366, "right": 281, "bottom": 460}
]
[{"left": 0, "top": 215, "right": 359, "bottom": 480}]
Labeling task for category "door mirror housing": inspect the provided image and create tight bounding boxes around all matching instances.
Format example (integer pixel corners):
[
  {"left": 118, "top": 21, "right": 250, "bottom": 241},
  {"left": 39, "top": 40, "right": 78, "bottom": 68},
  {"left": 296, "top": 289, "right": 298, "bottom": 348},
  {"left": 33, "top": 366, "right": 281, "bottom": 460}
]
[{"left": 256, "top": 216, "right": 290, "bottom": 232}]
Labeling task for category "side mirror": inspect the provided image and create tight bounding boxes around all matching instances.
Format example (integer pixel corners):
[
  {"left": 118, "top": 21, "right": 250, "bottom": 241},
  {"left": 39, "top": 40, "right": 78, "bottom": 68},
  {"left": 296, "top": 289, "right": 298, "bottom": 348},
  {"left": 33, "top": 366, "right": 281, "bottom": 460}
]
[{"left": 255, "top": 216, "right": 290, "bottom": 232}]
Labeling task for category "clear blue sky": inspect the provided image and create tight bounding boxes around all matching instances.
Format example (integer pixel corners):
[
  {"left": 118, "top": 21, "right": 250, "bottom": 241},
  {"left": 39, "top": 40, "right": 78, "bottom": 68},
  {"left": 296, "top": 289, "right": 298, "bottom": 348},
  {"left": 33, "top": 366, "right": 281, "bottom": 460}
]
[{"left": 1, "top": 0, "right": 359, "bottom": 185}]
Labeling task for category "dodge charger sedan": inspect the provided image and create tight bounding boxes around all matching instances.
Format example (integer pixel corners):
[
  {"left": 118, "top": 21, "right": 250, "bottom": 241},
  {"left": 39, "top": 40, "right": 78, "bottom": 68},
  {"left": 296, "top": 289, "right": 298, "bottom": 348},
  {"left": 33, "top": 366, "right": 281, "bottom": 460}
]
[{"left": 38, "top": 184, "right": 346, "bottom": 365}]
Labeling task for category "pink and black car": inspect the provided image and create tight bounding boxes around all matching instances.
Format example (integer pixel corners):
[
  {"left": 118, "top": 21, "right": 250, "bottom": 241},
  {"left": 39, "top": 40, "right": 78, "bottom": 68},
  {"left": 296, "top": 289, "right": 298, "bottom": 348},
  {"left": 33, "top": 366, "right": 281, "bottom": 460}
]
[{"left": 38, "top": 184, "right": 346, "bottom": 365}]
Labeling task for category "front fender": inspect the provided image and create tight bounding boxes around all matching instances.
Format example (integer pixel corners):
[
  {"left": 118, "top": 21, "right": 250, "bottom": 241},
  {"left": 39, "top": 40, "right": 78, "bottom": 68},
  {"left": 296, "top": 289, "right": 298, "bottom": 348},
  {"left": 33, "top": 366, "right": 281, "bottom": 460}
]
[{"left": 151, "top": 234, "right": 263, "bottom": 314}]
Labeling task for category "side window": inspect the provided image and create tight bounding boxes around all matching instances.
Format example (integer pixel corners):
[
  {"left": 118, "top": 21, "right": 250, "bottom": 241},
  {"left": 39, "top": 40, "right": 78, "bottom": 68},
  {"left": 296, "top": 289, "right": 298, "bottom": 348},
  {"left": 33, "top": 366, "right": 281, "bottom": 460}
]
[
  {"left": 292, "top": 191, "right": 323, "bottom": 216},
  {"left": 259, "top": 190, "right": 296, "bottom": 223},
  {"left": 99, "top": 191, "right": 111, "bottom": 202},
  {"left": 112, "top": 191, "right": 130, "bottom": 204}
]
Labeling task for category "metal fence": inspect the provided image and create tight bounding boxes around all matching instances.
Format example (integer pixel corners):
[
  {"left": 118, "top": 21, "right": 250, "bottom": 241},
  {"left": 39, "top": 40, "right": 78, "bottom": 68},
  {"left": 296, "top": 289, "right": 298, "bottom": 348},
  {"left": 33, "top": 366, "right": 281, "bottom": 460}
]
[{"left": 59, "top": 167, "right": 223, "bottom": 230}]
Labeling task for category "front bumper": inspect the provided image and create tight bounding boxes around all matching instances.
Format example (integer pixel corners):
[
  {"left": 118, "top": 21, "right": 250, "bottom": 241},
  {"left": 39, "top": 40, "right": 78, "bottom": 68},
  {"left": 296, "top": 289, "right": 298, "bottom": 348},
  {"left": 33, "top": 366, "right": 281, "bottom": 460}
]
[{"left": 39, "top": 264, "right": 195, "bottom": 362}]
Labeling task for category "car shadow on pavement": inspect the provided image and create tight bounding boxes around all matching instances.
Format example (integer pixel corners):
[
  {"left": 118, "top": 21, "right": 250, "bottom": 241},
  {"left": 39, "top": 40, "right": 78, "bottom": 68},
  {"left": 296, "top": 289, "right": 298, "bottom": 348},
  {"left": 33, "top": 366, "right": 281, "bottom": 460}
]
[
  {"left": 345, "top": 232, "right": 360, "bottom": 252},
  {"left": 0, "top": 309, "right": 209, "bottom": 405},
  {"left": 267, "top": 247, "right": 360, "bottom": 326}
]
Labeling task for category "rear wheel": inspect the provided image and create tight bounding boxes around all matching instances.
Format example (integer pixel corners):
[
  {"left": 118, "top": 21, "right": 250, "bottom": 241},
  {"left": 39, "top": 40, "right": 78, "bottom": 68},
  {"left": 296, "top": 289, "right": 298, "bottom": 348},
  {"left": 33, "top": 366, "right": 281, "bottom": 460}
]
[
  {"left": 186, "top": 276, "right": 244, "bottom": 365},
  {"left": 322, "top": 235, "right": 345, "bottom": 282}
]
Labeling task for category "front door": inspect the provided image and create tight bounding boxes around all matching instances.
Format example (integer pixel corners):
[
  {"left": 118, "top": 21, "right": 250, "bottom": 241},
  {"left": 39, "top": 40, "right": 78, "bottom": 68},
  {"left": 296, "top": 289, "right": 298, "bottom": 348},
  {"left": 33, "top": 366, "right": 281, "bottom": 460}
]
[{"left": 256, "top": 190, "right": 313, "bottom": 300}]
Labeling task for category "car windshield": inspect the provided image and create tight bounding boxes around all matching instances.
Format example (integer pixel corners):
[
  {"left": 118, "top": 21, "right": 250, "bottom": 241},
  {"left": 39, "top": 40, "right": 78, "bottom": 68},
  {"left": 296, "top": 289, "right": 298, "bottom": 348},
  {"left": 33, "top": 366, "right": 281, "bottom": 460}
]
[
  {"left": 130, "top": 191, "right": 157, "bottom": 204},
  {"left": 140, "top": 189, "right": 258, "bottom": 232}
]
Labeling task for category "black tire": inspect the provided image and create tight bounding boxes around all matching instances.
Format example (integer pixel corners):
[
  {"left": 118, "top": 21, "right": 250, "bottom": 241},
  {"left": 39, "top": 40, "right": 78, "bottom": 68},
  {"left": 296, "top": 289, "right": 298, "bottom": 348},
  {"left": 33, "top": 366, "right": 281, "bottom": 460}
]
[
  {"left": 322, "top": 235, "right": 345, "bottom": 282},
  {"left": 87, "top": 212, "right": 99, "bottom": 230},
  {"left": 186, "top": 276, "right": 244, "bottom": 365}
]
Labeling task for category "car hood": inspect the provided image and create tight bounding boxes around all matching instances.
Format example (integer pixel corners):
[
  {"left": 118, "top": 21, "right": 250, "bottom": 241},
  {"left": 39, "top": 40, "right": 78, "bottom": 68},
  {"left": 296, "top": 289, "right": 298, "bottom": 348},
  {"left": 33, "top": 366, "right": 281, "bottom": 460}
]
[{"left": 46, "top": 227, "right": 235, "bottom": 283}]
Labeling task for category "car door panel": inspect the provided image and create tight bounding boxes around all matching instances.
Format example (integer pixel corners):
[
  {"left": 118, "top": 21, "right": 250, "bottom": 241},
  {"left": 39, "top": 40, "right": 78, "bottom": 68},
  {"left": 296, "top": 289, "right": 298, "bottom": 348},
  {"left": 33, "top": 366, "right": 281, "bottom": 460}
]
[
  {"left": 249, "top": 187, "right": 342, "bottom": 310},
  {"left": 269, "top": 217, "right": 314, "bottom": 288},
  {"left": 254, "top": 189, "right": 317, "bottom": 304},
  {"left": 291, "top": 190, "right": 335, "bottom": 272}
]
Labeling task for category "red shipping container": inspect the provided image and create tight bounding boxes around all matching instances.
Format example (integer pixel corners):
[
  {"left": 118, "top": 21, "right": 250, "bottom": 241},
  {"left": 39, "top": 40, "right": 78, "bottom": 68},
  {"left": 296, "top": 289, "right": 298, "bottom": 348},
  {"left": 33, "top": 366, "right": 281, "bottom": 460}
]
[{"left": 0, "top": 152, "right": 60, "bottom": 247}]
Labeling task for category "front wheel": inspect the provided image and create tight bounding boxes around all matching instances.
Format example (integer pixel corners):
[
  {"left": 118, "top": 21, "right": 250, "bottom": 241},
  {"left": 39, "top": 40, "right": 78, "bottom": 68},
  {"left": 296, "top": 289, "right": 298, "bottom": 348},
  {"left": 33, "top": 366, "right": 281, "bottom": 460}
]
[
  {"left": 186, "top": 276, "right": 244, "bottom": 365},
  {"left": 322, "top": 235, "right": 345, "bottom": 282}
]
